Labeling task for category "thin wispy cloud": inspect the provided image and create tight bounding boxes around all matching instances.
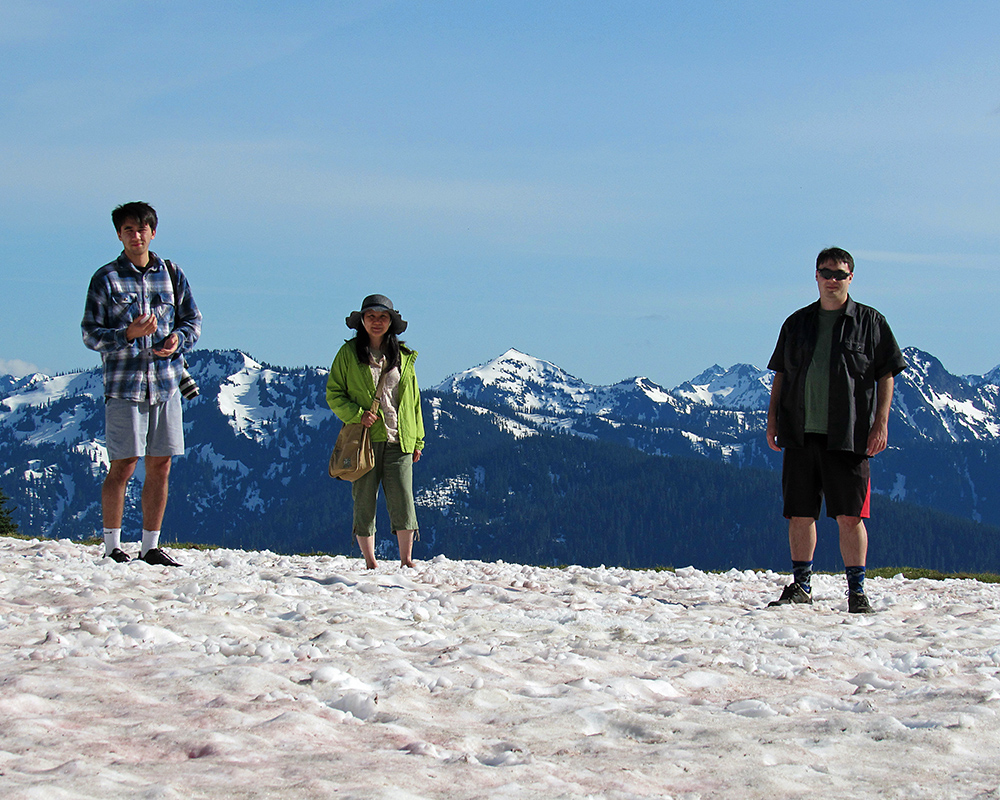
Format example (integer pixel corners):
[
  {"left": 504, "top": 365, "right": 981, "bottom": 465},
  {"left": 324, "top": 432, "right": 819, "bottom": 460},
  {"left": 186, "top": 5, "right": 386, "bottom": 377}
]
[
  {"left": 0, "top": 358, "right": 41, "bottom": 377},
  {"left": 1, "top": 2, "right": 998, "bottom": 385}
]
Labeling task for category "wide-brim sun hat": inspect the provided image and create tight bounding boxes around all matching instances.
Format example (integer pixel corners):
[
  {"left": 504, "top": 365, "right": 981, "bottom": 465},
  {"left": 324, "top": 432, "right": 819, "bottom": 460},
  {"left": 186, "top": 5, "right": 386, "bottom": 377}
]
[{"left": 346, "top": 294, "right": 407, "bottom": 334}]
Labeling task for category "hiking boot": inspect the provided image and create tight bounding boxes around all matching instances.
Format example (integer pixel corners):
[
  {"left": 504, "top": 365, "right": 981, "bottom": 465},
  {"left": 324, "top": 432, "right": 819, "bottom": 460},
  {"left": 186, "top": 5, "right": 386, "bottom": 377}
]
[
  {"left": 141, "top": 548, "right": 181, "bottom": 567},
  {"left": 848, "top": 591, "right": 875, "bottom": 614},
  {"left": 104, "top": 548, "right": 130, "bottom": 563},
  {"left": 767, "top": 582, "right": 813, "bottom": 606}
]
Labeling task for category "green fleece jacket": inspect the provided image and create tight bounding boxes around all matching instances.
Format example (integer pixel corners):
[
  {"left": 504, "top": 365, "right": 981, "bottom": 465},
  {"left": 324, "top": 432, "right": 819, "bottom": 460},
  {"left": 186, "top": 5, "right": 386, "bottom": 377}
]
[{"left": 326, "top": 341, "right": 426, "bottom": 454}]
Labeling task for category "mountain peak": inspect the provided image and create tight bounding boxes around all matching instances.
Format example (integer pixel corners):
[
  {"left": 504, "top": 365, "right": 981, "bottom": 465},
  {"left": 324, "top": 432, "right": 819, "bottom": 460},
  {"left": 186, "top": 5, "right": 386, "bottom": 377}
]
[
  {"left": 437, "top": 349, "right": 566, "bottom": 387},
  {"left": 433, "top": 349, "right": 589, "bottom": 413},
  {"left": 673, "top": 363, "right": 772, "bottom": 409},
  {"left": 487, "top": 348, "right": 568, "bottom": 380},
  {"left": 979, "top": 366, "right": 1000, "bottom": 387}
]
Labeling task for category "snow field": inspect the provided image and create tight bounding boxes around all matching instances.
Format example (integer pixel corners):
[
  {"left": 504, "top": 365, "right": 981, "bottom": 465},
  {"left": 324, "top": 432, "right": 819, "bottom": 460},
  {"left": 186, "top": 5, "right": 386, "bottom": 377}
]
[{"left": 1, "top": 537, "right": 999, "bottom": 799}]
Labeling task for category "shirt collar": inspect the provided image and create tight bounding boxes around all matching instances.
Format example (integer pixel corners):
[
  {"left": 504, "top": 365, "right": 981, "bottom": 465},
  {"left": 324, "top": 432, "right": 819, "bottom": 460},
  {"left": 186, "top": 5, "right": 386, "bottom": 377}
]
[
  {"left": 117, "top": 251, "right": 165, "bottom": 274},
  {"left": 809, "top": 296, "right": 856, "bottom": 316}
]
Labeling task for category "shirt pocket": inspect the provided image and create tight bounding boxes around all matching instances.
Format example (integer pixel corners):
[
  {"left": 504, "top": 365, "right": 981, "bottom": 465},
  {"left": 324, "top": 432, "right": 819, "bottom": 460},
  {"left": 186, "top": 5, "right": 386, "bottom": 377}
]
[
  {"left": 150, "top": 292, "right": 175, "bottom": 335},
  {"left": 110, "top": 291, "right": 139, "bottom": 325},
  {"left": 842, "top": 340, "right": 871, "bottom": 376}
]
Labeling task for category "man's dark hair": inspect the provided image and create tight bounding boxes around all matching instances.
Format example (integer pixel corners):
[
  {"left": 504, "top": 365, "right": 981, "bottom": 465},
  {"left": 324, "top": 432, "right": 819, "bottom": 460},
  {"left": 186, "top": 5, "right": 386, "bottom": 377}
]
[
  {"left": 816, "top": 247, "right": 854, "bottom": 273},
  {"left": 112, "top": 202, "right": 158, "bottom": 233}
]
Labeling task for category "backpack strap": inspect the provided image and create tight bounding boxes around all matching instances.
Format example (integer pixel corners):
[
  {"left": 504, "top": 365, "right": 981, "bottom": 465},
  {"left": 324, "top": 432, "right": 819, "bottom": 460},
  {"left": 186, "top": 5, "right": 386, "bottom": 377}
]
[
  {"left": 164, "top": 259, "right": 179, "bottom": 302},
  {"left": 163, "top": 260, "right": 185, "bottom": 365}
]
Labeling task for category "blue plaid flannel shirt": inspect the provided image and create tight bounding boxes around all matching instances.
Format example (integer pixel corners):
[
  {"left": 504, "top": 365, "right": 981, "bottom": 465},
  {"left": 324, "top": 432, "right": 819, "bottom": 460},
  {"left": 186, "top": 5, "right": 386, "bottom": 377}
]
[{"left": 82, "top": 252, "right": 202, "bottom": 403}]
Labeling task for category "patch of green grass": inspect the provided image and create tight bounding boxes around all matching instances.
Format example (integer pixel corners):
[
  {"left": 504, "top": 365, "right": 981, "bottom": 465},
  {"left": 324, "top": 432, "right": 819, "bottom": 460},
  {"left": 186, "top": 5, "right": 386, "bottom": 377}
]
[
  {"left": 642, "top": 563, "right": 1000, "bottom": 583},
  {"left": 74, "top": 536, "right": 220, "bottom": 552},
  {"left": 0, "top": 531, "right": 35, "bottom": 541},
  {"left": 866, "top": 566, "right": 1000, "bottom": 583}
]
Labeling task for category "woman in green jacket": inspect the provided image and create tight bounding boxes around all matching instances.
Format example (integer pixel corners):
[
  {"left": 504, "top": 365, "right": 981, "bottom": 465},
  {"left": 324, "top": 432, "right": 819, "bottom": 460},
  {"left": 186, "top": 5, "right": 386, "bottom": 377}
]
[{"left": 326, "top": 294, "right": 425, "bottom": 569}]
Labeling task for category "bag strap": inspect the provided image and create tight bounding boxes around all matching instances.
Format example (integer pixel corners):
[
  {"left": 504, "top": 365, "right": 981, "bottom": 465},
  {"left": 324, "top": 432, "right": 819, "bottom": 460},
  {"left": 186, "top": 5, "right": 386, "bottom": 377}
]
[
  {"left": 368, "top": 363, "right": 390, "bottom": 415},
  {"left": 164, "top": 259, "right": 179, "bottom": 299}
]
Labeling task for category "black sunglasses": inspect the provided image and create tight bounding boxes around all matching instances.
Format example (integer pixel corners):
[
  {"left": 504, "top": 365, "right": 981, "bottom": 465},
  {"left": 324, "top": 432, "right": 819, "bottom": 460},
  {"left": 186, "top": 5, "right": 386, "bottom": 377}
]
[{"left": 817, "top": 267, "right": 851, "bottom": 281}]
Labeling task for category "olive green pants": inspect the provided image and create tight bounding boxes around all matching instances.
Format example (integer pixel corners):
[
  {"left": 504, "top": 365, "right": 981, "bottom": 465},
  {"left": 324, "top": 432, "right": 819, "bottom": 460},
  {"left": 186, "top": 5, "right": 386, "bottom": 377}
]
[{"left": 351, "top": 441, "right": 419, "bottom": 538}]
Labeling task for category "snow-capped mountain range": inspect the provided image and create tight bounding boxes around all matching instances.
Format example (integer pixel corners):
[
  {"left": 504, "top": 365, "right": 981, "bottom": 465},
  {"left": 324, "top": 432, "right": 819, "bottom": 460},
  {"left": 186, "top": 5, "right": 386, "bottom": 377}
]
[
  {"left": 438, "top": 348, "right": 775, "bottom": 413},
  {"left": 438, "top": 346, "right": 1000, "bottom": 446},
  {"left": 2, "top": 345, "right": 999, "bottom": 564}
]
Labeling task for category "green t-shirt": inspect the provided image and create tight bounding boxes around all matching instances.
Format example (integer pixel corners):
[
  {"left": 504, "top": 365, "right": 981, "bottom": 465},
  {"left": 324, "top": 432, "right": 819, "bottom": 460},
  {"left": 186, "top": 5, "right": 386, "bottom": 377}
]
[{"left": 804, "top": 308, "right": 843, "bottom": 434}]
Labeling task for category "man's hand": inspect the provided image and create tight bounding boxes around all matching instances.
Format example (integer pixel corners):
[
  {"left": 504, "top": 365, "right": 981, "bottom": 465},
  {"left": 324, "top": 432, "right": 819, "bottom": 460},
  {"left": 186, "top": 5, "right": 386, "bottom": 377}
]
[
  {"left": 152, "top": 333, "right": 179, "bottom": 358},
  {"left": 766, "top": 371, "right": 783, "bottom": 452},
  {"left": 766, "top": 418, "right": 782, "bottom": 452},
  {"left": 866, "top": 373, "right": 894, "bottom": 457},
  {"left": 361, "top": 410, "right": 378, "bottom": 428},
  {"left": 126, "top": 313, "right": 157, "bottom": 342},
  {"left": 412, "top": 449, "right": 422, "bottom": 463},
  {"left": 866, "top": 420, "right": 888, "bottom": 456}
]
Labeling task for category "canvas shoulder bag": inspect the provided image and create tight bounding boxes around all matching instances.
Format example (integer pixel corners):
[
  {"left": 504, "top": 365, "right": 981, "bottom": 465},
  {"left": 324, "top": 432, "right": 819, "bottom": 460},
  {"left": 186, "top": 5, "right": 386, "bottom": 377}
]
[{"left": 328, "top": 363, "right": 389, "bottom": 481}]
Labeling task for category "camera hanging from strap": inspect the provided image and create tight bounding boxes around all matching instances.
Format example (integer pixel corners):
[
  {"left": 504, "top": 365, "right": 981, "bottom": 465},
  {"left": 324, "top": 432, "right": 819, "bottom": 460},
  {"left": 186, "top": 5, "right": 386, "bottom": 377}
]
[{"left": 164, "top": 259, "right": 199, "bottom": 399}]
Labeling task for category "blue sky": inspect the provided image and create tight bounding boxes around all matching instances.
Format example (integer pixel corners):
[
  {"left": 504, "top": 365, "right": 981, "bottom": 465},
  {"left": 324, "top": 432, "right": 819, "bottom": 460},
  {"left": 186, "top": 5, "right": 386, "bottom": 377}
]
[{"left": 2, "top": 1, "right": 998, "bottom": 387}]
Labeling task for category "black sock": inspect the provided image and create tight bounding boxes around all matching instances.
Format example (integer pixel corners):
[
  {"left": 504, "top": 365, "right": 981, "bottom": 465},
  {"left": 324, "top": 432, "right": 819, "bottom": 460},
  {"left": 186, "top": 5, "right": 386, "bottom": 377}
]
[
  {"left": 846, "top": 566, "right": 866, "bottom": 595},
  {"left": 792, "top": 561, "right": 813, "bottom": 593}
]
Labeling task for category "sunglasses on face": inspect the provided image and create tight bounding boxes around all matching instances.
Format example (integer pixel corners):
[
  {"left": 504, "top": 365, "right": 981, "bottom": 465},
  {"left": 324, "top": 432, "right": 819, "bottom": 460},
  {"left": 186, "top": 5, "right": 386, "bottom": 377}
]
[{"left": 817, "top": 267, "right": 851, "bottom": 281}]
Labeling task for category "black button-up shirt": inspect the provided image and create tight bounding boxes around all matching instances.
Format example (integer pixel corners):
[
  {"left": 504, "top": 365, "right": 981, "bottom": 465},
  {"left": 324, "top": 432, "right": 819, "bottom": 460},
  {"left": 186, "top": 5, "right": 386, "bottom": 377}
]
[{"left": 768, "top": 298, "right": 907, "bottom": 454}]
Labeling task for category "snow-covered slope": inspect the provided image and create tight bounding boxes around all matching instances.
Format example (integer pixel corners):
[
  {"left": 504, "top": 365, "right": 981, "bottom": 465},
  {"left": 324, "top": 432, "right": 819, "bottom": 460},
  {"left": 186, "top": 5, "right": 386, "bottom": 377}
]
[
  {"left": 3, "top": 536, "right": 1000, "bottom": 799},
  {"left": 0, "top": 350, "right": 339, "bottom": 540},
  {"left": 894, "top": 349, "right": 1000, "bottom": 441}
]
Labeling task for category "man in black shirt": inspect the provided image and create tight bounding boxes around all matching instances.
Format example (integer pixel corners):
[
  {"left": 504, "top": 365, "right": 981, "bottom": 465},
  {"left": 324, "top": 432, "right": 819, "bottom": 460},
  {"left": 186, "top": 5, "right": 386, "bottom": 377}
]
[{"left": 765, "top": 247, "right": 907, "bottom": 613}]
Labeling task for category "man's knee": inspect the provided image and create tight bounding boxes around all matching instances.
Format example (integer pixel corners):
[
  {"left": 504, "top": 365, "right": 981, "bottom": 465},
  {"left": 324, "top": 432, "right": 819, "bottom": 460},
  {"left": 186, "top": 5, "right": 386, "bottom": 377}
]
[
  {"left": 145, "top": 456, "right": 172, "bottom": 481},
  {"left": 107, "top": 457, "right": 140, "bottom": 483}
]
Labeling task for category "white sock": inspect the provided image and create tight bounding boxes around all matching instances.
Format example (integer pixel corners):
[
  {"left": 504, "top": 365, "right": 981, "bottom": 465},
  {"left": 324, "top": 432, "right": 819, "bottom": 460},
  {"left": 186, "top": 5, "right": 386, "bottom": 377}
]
[
  {"left": 141, "top": 529, "right": 160, "bottom": 557},
  {"left": 103, "top": 528, "right": 123, "bottom": 556}
]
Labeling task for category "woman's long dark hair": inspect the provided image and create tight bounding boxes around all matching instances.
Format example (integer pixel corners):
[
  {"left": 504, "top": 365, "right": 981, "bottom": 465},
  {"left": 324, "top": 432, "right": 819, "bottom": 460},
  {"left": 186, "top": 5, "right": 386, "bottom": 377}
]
[{"left": 352, "top": 328, "right": 409, "bottom": 369}]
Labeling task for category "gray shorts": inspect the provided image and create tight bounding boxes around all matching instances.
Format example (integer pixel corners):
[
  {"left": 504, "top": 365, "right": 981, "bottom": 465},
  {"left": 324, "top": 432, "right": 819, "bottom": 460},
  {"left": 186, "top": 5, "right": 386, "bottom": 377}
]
[{"left": 105, "top": 392, "right": 184, "bottom": 460}]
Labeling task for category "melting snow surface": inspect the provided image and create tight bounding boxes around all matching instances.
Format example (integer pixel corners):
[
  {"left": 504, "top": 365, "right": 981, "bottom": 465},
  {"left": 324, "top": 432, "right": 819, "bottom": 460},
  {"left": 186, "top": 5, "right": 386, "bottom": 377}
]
[{"left": 2, "top": 537, "right": 1000, "bottom": 798}]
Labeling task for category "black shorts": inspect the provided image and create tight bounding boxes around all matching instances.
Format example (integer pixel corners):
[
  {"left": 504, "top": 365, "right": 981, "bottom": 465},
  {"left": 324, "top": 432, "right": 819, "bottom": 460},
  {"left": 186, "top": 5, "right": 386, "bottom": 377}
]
[{"left": 782, "top": 434, "right": 871, "bottom": 519}]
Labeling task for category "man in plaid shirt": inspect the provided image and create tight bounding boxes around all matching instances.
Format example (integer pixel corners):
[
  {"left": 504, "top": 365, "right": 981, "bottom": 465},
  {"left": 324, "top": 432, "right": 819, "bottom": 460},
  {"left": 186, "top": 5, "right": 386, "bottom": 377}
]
[{"left": 82, "top": 202, "right": 202, "bottom": 566}]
